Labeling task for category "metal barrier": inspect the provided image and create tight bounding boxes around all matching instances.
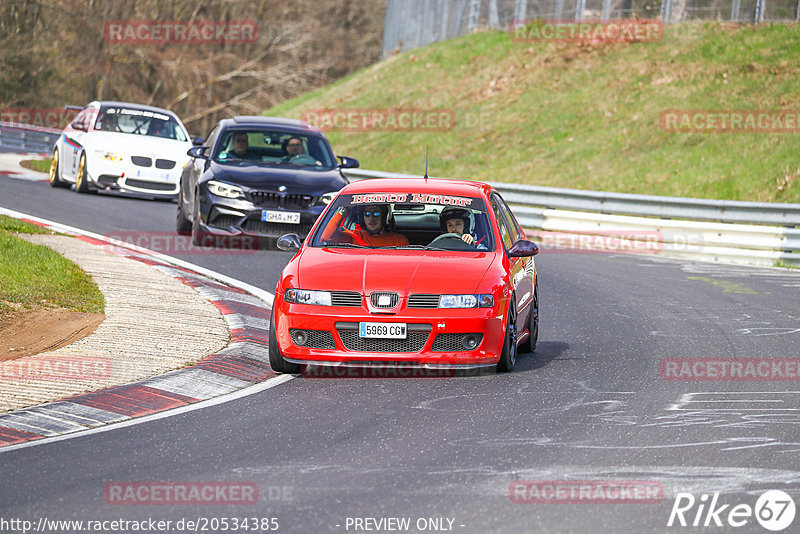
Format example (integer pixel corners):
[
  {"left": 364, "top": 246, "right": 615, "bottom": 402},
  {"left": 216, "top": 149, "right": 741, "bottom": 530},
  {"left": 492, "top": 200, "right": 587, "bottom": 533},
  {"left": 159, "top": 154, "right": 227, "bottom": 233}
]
[
  {"left": 343, "top": 168, "right": 800, "bottom": 267},
  {"left": 0, "top": 122, "right": 60, "bottom": 154}
]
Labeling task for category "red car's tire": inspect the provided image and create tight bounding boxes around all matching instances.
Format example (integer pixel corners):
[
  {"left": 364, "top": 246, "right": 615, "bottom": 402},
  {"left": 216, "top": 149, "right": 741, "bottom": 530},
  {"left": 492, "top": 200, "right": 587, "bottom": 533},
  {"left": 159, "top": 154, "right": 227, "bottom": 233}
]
[
  {"left": 269, "top": 307, "right": 301, "bottom": 374},
  {"left": 496, "top": 298, "right": 518, "bottom": 372}
]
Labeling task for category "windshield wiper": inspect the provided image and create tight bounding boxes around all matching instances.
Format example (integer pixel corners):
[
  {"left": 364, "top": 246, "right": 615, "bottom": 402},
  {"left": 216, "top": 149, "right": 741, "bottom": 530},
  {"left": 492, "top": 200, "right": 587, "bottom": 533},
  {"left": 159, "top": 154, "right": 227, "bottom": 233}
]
[{"left": 321, "top": 242, "right": 368, "bottom": 248}]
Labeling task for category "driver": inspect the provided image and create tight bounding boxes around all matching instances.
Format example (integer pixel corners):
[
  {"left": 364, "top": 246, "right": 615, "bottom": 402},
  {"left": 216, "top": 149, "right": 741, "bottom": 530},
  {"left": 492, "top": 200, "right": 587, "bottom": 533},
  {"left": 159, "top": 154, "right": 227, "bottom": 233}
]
[
  {"left": 222, "top": 132, "right": 254, "bottom": 160},
  {"left": 439, "top": 207, "right": 486, "bottom": 249},
  {"left": 323, "top": 204, "right": 409, "bottom": 247},
  {"left": 282, "top": 136, "right": 305, "bottom": 161}
]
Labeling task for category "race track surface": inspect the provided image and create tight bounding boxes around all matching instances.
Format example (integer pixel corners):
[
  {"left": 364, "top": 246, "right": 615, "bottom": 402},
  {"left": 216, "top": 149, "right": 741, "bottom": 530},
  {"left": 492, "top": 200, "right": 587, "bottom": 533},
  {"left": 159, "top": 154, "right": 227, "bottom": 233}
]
[{"left": 2, "top": 172, "right": 800, "bottom": 533}]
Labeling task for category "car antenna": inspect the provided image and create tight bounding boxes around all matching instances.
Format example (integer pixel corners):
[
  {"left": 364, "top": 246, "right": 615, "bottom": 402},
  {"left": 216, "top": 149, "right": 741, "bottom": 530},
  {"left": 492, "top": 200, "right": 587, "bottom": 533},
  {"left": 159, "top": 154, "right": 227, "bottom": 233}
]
[{"left": 424, "top": 146, "right": 429, "bottom": 182}]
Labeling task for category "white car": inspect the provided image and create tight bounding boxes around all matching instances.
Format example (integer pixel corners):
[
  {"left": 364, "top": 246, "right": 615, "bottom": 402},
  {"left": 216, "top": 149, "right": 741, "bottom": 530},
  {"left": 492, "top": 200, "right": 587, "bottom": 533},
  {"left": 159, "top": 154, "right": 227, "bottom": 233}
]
[{"left": 49, "top": 101, "right": 194, "bottom": 199}]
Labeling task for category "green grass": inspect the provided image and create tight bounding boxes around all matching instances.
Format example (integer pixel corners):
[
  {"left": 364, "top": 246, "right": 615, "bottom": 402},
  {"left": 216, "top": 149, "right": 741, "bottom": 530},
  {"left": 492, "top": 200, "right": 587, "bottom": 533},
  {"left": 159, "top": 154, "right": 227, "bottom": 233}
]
[
  {"left": 268, "top": 22, "right": 800, "bottom": 202},
  {"left": 0, "top": 215, "right": 104, "bottom": 314},
  {"left": 19, "top": 158, "right": 52, "bottom": 173}
]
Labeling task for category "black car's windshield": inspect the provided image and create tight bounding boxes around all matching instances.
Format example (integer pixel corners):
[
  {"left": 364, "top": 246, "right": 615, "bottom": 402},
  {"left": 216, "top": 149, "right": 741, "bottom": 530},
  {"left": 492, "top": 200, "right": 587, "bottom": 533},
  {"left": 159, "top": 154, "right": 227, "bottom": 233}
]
[
  {"left": 94, "top": 106, "right": 188, "bottom": 141},
  {"left": 310, "top": 194, "right": 495, "bottom": 252},
  {"left": 212, "top": 129, "right": 336, "bottom": 169}
]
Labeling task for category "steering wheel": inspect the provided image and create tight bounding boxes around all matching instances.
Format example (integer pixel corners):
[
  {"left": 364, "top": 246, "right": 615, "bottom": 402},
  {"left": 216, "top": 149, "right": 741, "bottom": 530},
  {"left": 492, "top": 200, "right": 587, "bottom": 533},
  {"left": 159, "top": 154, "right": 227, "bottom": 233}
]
[
  {"left": 427, "top": 233, "right": 476, "bottom": 250},
  {"left": 287, "top": 154, "right": 318, "bottom": 165}
]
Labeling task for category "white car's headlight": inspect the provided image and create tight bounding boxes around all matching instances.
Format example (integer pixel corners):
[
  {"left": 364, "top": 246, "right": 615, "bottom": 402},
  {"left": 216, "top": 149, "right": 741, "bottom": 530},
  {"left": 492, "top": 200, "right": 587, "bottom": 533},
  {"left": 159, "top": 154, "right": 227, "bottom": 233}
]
[
  {"left": 284, "top": 289, "right": 332, "bottom": 306},
  {"left": 439, "top": 294, "right": 494, "bottom": 308},
  {"left": 208, "top": 180, "right": 244, "bottom": 199},
  {"left": 95, "top": 150, "right": 123, "bottom": 162}
]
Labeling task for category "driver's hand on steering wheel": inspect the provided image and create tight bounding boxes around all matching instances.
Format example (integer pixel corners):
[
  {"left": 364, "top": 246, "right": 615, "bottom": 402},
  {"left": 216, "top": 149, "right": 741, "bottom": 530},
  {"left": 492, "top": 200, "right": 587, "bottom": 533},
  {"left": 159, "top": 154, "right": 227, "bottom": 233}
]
[{"left": 461, "top": 233, "right": 475, "bottom": 245}]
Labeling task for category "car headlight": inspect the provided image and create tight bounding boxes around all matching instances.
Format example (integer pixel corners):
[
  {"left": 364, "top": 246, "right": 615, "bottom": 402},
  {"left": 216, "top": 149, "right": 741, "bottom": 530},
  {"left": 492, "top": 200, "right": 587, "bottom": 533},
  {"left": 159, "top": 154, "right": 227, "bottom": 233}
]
[
  {"left": 95, "top": 150, "right": 123, "bottom": 162},
  {"left": 208, "top": 180, "right": 245, "bottom": 199},
  {"left": 439, "top": 294, "right": 494, "bottom": 308},
  {"left": 316, "top": 191, "right": 338, "bottom": 206},
  {"left": 284, "top": 289, "right": 332, "bottom": 306}
]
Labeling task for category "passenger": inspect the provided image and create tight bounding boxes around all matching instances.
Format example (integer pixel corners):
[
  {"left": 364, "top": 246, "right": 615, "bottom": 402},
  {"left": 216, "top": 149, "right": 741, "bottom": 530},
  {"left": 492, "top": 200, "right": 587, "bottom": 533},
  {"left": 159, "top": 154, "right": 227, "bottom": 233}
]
[{"left": 439, "top": 207, "right": 486, "bottom": 249}]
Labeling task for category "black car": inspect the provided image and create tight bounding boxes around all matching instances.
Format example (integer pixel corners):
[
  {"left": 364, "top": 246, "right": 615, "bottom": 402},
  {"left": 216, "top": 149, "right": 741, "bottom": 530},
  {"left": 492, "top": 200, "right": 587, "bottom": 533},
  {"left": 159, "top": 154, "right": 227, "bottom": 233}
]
[{"left": 177, "top": 116, "right": 358, "bottom": 248}]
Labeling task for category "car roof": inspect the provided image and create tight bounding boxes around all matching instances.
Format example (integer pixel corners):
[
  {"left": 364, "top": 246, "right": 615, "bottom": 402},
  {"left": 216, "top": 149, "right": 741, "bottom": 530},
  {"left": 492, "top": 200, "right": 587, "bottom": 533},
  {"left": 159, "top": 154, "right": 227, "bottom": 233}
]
[
  {"left": 218, "top": 116, "right": 323, "bottom": 135},
  {"left": 87, "top": 101, "right": 179, "bottom": 117},
  {"left": 340, "top": 178, "right": 493, "bottom": 198}
]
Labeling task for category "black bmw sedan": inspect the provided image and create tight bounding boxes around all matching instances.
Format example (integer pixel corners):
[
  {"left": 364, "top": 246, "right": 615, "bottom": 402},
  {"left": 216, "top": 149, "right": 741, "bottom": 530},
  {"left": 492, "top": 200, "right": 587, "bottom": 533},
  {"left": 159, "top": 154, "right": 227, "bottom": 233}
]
[{"left": 177, "top": 116, "right": 358, "bottom": 248}]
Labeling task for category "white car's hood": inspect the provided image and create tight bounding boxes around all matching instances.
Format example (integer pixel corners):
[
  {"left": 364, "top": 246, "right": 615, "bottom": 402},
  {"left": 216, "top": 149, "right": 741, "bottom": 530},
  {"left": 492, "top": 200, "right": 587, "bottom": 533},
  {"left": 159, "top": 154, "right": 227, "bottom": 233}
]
[{"left": 86, "top": 132, "right": 191, "bottom": 159}]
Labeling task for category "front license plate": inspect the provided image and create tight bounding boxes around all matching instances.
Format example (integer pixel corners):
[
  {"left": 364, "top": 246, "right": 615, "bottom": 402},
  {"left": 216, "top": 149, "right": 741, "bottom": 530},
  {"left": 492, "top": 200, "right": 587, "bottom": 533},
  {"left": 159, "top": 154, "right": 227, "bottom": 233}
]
[
  {"left": 359, "top": 322, "right": 407, "bottom": 339},
  {"left": 262, "top": 210, "right": 300, "bottom": 224}
]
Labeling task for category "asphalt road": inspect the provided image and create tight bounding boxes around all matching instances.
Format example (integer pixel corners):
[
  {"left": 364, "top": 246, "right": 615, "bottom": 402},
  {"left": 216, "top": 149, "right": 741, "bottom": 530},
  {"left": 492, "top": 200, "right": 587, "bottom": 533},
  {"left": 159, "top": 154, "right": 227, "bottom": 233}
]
[{"left": 2, "top": 169, "right": 800, "bottom": 533}]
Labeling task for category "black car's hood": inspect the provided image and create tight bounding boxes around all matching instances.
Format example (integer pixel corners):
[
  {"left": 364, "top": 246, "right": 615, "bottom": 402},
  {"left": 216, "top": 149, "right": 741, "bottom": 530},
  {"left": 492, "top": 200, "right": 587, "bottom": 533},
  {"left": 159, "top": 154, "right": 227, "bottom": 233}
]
[{"left": 203, "top": 161, "right": 347, "bottom": 194}]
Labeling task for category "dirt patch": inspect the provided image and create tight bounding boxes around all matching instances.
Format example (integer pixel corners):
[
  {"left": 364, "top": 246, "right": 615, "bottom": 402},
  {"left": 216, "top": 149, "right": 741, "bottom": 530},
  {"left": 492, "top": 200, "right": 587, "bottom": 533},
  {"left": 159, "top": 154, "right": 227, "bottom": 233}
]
[{"left": 0, "top": 307, "right": 105, "bottom": 360}]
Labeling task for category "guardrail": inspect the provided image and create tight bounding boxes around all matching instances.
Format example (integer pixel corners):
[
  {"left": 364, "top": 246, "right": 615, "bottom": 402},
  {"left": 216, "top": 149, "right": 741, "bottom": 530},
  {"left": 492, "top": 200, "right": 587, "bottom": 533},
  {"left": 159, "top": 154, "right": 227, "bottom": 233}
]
[
  {"left": 0, "top": 122, "right": 60, "bottom": 154},
  {"left": 343, "top": 168, "right": 800, "bottom": 268}
]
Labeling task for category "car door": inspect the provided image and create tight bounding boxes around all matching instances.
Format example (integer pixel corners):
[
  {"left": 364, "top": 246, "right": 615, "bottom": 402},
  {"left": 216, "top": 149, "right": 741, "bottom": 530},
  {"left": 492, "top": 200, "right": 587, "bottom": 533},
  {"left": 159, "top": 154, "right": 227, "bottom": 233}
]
[
  {"left": 491, "top": 193, "right": 533, "bottom": 337},
  {"left": 184, "top": 125, "right": 219, "bottom": 220},
  {"left": 62, "top": 107, "right": 94, "bottom": 180}
]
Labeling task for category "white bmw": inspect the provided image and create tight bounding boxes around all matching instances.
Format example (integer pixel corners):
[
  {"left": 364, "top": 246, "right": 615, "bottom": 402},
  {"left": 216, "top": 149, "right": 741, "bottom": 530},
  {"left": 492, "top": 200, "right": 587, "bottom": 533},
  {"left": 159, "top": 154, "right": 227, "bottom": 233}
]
[{"left": 49, "top": 101, "right": 194, "bottom": 199}]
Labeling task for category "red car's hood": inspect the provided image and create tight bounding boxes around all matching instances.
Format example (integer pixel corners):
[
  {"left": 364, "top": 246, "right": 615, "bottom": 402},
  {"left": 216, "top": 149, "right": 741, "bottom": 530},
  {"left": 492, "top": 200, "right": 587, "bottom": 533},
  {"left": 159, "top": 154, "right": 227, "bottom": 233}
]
[{"left": 296, "top": 248, "right": 497, "bottom": 296}]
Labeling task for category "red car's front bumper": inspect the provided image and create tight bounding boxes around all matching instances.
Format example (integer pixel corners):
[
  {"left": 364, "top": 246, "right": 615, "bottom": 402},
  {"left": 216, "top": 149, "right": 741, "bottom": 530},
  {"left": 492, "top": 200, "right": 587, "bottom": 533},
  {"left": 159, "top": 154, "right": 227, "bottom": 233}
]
[{"left": 273, "top": 302, "right": 506, "bottom": 368}]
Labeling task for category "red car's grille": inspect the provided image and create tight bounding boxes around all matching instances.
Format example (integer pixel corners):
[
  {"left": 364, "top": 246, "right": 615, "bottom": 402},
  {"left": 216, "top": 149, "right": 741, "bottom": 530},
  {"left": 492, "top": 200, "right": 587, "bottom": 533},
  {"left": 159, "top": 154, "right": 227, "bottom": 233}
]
[
  {"left": 335, "top": 322, "right": 432, "bottom": 353},
  {"left": 408, "top": 294, "right": 440, "bottom": 308}
]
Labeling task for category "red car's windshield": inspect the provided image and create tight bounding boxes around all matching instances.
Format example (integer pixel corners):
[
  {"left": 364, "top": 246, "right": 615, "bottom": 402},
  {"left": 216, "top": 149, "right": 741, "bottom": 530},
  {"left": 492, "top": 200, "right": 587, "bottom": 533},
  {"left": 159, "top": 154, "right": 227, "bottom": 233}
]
[{"left": 310, "top": 193, "right": 495, "bottom": 251}]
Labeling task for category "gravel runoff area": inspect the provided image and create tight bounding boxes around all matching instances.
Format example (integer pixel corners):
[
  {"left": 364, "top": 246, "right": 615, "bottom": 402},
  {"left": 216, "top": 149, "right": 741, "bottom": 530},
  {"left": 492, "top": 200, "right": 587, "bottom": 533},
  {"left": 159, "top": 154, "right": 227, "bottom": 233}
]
[{"left": 0, "top": 234, "right": 230, "bottom": 412}]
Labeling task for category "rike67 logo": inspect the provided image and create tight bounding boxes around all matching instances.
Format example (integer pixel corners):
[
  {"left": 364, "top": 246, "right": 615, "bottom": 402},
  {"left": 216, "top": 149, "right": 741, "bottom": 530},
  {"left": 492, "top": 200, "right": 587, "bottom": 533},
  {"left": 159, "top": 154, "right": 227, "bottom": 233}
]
[{"left": 668, "top": 490, "right": 796, "bottom": 531}]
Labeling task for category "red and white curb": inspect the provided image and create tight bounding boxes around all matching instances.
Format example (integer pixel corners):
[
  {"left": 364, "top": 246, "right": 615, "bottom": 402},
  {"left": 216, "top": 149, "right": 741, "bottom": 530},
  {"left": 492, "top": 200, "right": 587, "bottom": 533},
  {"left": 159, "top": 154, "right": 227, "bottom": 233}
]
[{"left": 0, "top": 208, "right": 293, "bottom": 451}]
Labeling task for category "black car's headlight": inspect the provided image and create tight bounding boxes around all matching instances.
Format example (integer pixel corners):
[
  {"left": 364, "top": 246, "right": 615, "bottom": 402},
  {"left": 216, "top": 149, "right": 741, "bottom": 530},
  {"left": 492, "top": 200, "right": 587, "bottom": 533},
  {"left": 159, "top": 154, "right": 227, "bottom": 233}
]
[
  {"left": 316, "top": 191, "right": 338, "bottom": 206},
  {"left": 208, "top": 180, "right": 245, "bottom": 199},
  {"left": 439, "top": 294, "right": 494, "bottom": 308},
  {"left": 284, "top": 289, "right": 332, "bottom": 306}
]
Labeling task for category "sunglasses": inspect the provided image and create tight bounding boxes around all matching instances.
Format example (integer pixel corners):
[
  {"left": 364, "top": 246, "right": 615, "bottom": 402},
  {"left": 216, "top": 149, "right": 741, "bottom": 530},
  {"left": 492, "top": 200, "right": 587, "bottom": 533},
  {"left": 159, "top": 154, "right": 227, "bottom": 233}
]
[
  {"left": 287, "top": 142, "right": 302, "bottom": 147},
  {"left": 364, "top": 211, "right": 382, "bottom": 218}
]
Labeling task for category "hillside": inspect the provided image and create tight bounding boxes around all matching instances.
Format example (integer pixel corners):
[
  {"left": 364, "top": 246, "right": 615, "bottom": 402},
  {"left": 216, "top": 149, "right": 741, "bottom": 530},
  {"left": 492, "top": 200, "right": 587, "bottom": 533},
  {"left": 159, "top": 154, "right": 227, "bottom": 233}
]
[{"left": 269, "top": 23, "right": 800, "bottom": 203}]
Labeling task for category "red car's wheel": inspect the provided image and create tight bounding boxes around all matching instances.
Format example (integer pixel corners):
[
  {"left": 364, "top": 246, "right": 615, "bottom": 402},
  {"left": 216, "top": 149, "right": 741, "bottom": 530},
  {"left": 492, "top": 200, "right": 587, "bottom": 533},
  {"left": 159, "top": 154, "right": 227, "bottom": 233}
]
[
  {"left": 269, "top": 307, "right": 301, "bottom": 374},
  {"left": 496, "top": 298, "right": 518, "bottom": 372},
  {"left": 520, "top": 278, "right": 539, "bottom": 354}
]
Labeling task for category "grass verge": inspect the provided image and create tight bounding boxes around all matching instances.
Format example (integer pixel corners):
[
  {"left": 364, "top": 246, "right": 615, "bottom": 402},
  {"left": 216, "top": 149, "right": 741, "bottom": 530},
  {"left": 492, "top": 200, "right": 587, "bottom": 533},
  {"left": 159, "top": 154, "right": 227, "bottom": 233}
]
[
  {"left": 269, "top": 22, "right": 800, "bottom": 203},
  {"left": 0, "top": 215, "right": 104, "bottom": 316},
  {"left": 19, "top": 158, "right": 52, "bottom": 173}
]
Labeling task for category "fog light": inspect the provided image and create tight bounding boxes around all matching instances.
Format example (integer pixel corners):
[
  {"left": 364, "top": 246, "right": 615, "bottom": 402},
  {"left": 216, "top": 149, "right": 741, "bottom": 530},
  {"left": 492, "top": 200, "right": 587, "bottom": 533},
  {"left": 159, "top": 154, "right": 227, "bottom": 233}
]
[
  {"left": 292, "top": 330, "right": 308, "bottom": 346},
  {"left": 462, "top": 334, "right": 480, "bottom": 350}
]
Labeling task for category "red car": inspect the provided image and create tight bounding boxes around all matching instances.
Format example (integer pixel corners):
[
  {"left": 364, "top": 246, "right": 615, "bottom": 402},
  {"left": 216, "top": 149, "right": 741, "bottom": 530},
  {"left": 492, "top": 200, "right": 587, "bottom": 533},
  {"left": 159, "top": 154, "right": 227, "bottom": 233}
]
[{"left": 270, "top": 178, "right": 539, "bottom": 373}]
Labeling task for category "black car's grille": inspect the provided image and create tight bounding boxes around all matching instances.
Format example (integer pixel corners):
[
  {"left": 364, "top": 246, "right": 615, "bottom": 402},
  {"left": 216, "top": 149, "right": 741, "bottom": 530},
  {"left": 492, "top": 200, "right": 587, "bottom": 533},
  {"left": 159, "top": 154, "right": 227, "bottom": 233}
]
[
  {"left": 124, "top": 179, "right": 175, "bottom": 191},
  {"left": 432, "top": 333, "right": 483, "bottom": 352},
  {"left": 408, "top": 294, "right": 441, "bottom": 309},
  {"left": 290, "top": 329, "right": 336, "bottom": 349},
  {"left": 131, "top": 156, "right": 152, "bottom": 167},
  {"left": 249, "top": 191, "right": 314, "bottom": 210},
  {"left": 331, "top": 291, "right": 362, "bottom": 307},
  {"left": 241, "top": 219, "right": 313, "bottom": 237},
  {"left": 155, "top": 159, "right": 176, "bottom": 169},
  {"left": 335, "top": 323, "right": 432, "bottom": 353},
  {"left": 209, "top": 214, "right": 241, "bottom": 229},
  {"left": 370, "top": 292, "right": 399, "bottom": 308}
]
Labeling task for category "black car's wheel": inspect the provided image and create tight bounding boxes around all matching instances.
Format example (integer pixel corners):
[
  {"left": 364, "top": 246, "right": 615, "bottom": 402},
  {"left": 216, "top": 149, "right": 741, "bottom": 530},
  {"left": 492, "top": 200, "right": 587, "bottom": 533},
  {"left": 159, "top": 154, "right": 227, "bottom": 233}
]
[
  {"left": 520, "top": 278, "right": 539, "bottom": 354},
  {"left": 176, "top": 189, "right": 192, "bottom": 235},
  {"left": 75, "top": 152, "right": 91, "bottom": 194},
  {"left": 49, "top": 148, "right": 68, "bottom": 188},
  {"left": 269, "top": 307, "right": 301, "bottom": 373},
  {"left": 496, "top": 298, "right": 518, "bottom": 372},
  {"left": 190, "top": 194, "right": 205, "bottom": 246}
]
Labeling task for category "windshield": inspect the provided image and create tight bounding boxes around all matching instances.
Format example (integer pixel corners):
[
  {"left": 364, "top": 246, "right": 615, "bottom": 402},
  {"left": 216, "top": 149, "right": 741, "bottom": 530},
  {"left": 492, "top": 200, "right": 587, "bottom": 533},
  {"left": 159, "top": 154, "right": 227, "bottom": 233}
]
[
  {"left": 310, "top": 193, "right": 495, "bottom": 251},
  {"left": 212, "top": 129, "right": 336, "bottom": 169},
  {"left": 94, "top": 106, "right": 188, "bottom": 141}
]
